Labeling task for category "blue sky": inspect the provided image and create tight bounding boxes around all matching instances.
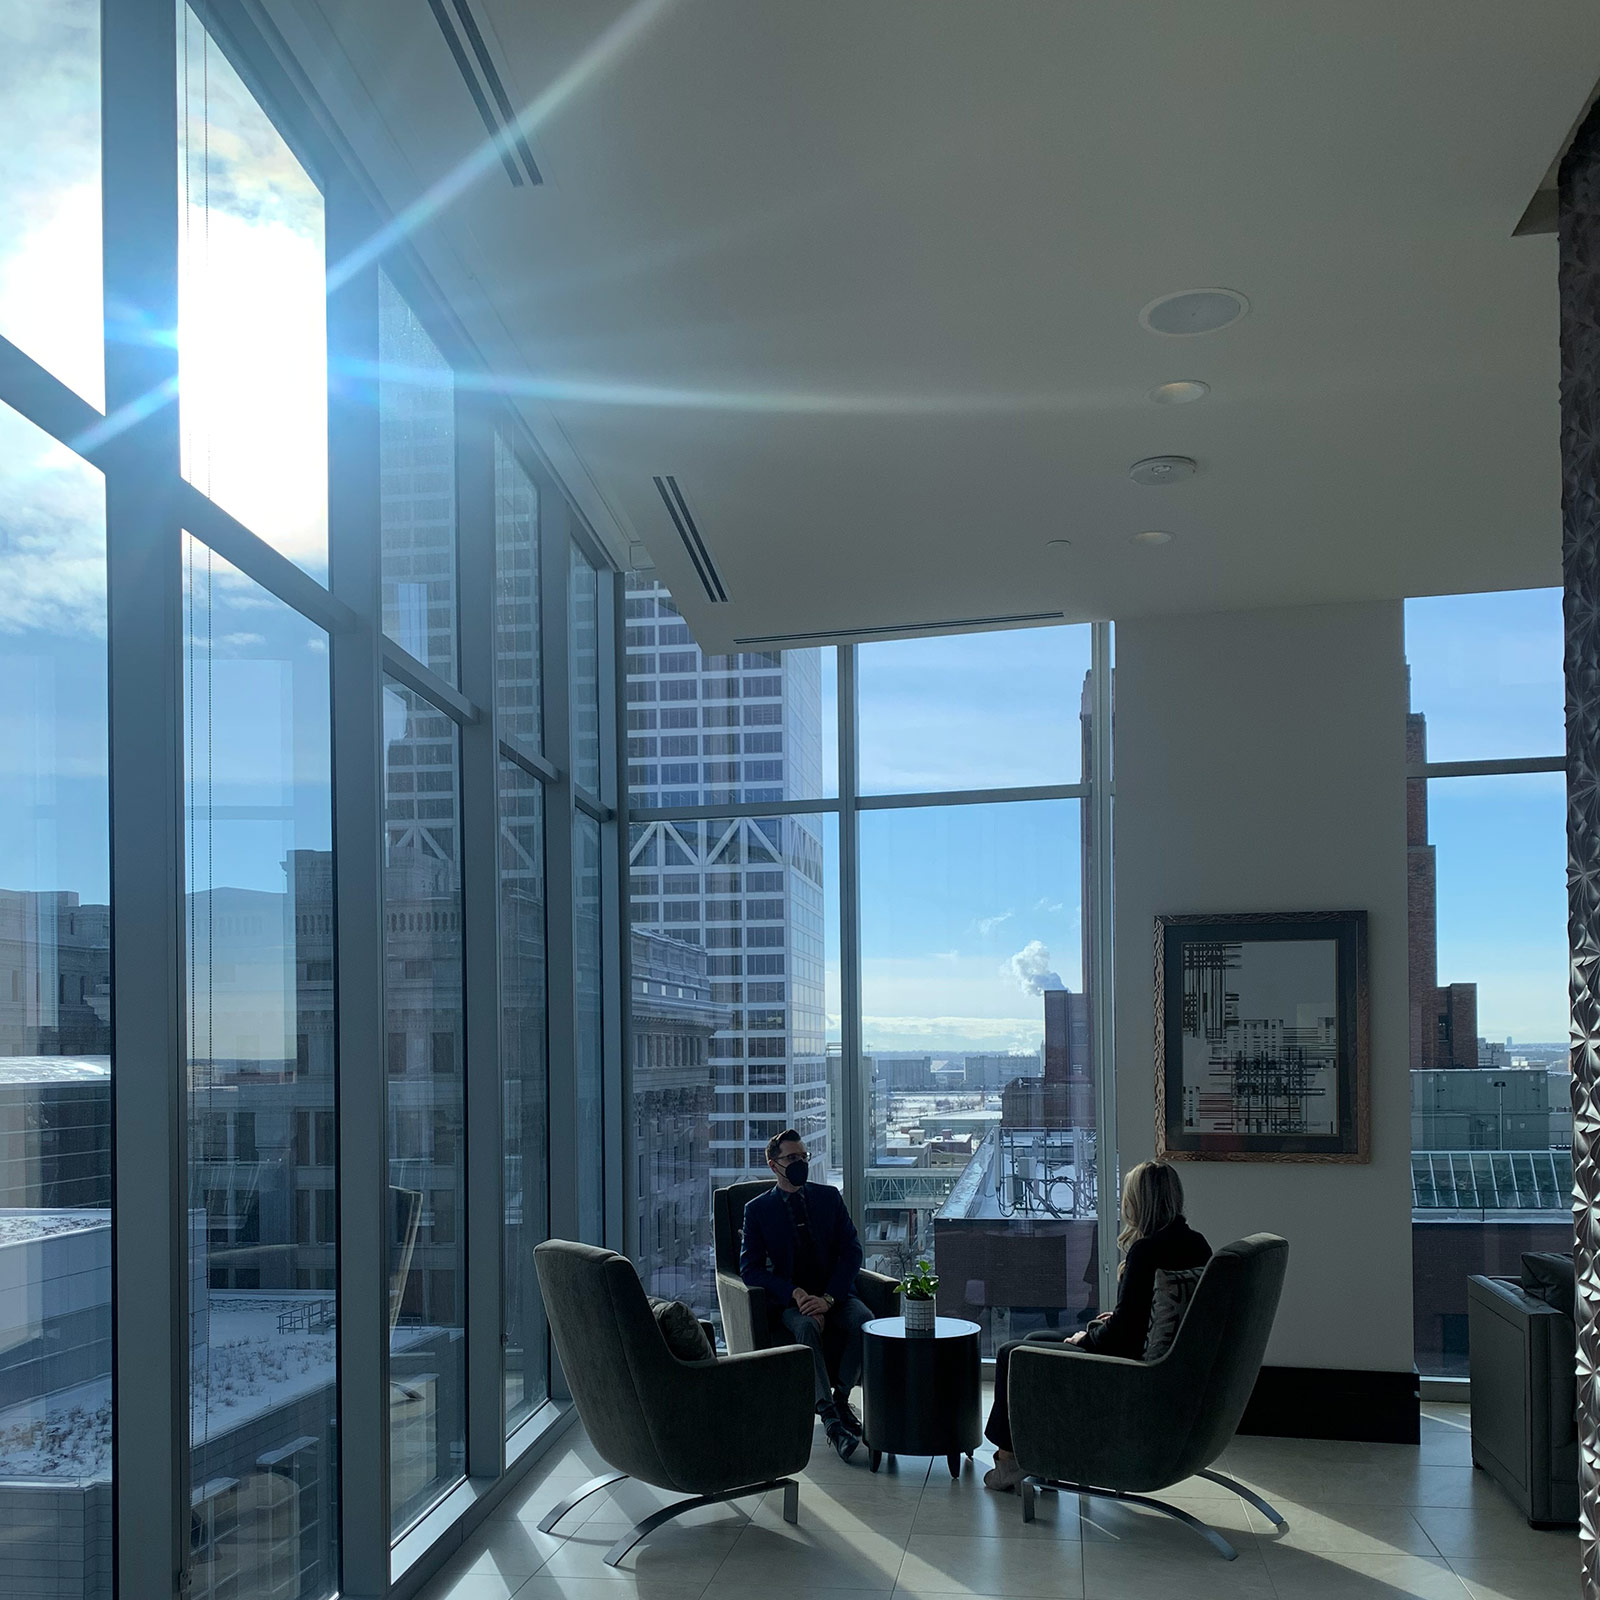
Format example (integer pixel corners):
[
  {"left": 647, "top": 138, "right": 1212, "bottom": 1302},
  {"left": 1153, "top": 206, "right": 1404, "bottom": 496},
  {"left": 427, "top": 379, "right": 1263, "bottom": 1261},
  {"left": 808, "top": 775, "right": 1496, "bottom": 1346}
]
[
  {"left": 1407, "top": 588, "right": 1567, "bottom": 1042},
  {"left": 818, "top": 627, "right": 1092, "bottom": 1054},
  {"left": 827, "top": 596, "right": 1571, "bottom": 1052}
]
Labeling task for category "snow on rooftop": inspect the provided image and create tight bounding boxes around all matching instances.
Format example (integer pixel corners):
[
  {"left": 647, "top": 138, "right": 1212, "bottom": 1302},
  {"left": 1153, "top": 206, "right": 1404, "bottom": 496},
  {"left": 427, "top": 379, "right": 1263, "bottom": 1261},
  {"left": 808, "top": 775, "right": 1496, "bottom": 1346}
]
[
  {"left": 0, "top": 1210, "right": 109, "bottom": 1246},
  {"left": 0, "top": 1292, "right": 451, "bottom": 1480},
  {"left": 0, "top": 1055, "right": 111, "bottom": 1086}
]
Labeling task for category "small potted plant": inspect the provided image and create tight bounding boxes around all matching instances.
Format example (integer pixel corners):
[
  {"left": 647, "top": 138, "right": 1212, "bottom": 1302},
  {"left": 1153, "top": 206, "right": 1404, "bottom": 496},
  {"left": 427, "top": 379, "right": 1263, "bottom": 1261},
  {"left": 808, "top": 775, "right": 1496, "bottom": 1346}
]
[{"left": 896, "top": 1259, "right": 939, "bottom": 1334}]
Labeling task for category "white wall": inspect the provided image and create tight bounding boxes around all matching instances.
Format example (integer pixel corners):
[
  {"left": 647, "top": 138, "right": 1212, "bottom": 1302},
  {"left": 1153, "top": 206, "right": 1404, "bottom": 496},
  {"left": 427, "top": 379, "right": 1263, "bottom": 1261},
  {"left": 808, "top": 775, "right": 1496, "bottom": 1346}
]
[{"left": 1112, "top": 601, "right": 1412, "bottom": 1373}]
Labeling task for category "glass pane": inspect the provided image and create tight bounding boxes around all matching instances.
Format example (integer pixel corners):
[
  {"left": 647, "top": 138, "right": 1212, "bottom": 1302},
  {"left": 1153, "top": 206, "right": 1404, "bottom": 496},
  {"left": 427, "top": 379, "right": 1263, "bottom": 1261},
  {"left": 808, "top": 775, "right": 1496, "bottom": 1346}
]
[
  {"left": 857, "top": 626, "right": 1092, "bottom": 794},
  {"left": 382, "top": 680, "right": 466, "bottom": 1530},
  {"left": 1410, "top": 769, "right": 1571, "bottom": 1376},
  {"left": 570, "top": 547, "right": 601, "bottom": 796},
  {"left": 0, "top": 403, "right": 110, "bottom": 1574},
  {"left": 183, "top": 538, "right": 337, "bottom": 1600},
  {"left": 179, "top": 9, "right": 328, "bottom": 579},
  {"left": 575, "top": 812, "right": 604, "bottom": 1243},
  {"left": 0, "top": 1, "right": 102, "bottom": 405},
  {"left": 623, "top": 572, "right": 833, "bottom": 807},
  {"left": 629, "top": 814, "right": 838, "bottom": 1325},
  {"left": 859, "top": 799, "right": 1092, "bottom": 1355},
  {"left": 379, "top": 276, "right": 457, "bottom": 684},
  {"left": 500, "top": 762, "right": 547, "bottom": 1432},
  {"left": 1404, "top": 589, "right": 1564, "bottom": 762},
  {"left": 494, "top": 435, "right": 541, "bottom": 751}
]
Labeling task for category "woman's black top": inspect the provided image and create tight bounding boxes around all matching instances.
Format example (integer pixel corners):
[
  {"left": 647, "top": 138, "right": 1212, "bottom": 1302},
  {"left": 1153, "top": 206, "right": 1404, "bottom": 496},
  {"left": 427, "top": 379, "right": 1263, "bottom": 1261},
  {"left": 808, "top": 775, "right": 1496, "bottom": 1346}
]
[{"left": 1081, "top": 1216, "right": 1211, "bottom": 1360}]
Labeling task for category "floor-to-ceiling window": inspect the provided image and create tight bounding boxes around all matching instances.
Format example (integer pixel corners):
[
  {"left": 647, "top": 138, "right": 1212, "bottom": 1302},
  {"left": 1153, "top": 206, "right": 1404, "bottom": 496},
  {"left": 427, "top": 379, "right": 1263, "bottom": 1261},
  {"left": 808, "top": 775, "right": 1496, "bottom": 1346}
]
[
  {"left": 1405, "top": 588, "right": 1569, "bottom": 1376},
  {"left": 0, "top": 398, "right": 112, "bottom": 1595},
  {"left": 855, "top": 628, "right": 1103, "bottom": 1354},
  {"left": 624, "top": 582, "right": 1113, "bottom": 1340},
  {"left": 176, "top": 20, "right": 341, "bottom": 1587},
  {"left": 0, "top": 2, "right": 614, "bottom": 1591},
  {"left": 184, "top": 541, "right": 338, "bottom": 1599},
  {"left": 495, "top": 436, "right": 549, "bottom": 1432}
]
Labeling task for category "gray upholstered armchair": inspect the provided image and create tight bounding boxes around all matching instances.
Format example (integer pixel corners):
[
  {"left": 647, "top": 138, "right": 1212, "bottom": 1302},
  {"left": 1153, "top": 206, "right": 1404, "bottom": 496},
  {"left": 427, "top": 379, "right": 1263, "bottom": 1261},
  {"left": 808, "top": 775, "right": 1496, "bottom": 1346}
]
[
  {"left": 533, "top": 1241, "right": 814, "bottom": 1565},
  {"left": 713, "top": 1179, "right": 899, "bottom": 1355},
  {"left": 1008, "top": 1233, "right": 1290, "bottom": 1560}
]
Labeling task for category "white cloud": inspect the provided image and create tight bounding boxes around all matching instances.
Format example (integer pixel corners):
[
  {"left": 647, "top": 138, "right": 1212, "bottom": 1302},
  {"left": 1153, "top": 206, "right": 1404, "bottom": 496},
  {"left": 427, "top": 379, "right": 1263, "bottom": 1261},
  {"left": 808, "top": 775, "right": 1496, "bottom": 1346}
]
[
  {"left": 0, "top": 414, "right": 105, "bottom": 640},
  {"left": 976, "top": 910, "right": 1013, "bottom": 936},
  {"left": 1003, "top": 939, "right": 1065, "bottom": 996}
]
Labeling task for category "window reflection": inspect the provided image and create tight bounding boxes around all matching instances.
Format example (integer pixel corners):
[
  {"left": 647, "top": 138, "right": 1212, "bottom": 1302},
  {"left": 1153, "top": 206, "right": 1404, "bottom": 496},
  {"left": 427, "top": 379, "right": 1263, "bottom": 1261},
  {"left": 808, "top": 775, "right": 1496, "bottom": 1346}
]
[
  {"left": 494, "top": 436, "right": 541, "bottom": 752},
  {"left": 379, "top": 277, "right": 458, "bottom": 685},
  {"left": 569, "top": 549, "right": 600, "bottom": 795},
  {"left": 0, "top": 402, "right": 111, "bottom": 1591},
  {"left": 183, "top": 536, "right": 338, "bottom": 1600},
  {"left": 575, "top": 813, "right": 604, "bottom": 1244},
  {"left": 500, "top": 764, "right": 547, "bottom": 1430},
  {"left": 382, "top": 681, "right": 466, "bottom": 1530}
]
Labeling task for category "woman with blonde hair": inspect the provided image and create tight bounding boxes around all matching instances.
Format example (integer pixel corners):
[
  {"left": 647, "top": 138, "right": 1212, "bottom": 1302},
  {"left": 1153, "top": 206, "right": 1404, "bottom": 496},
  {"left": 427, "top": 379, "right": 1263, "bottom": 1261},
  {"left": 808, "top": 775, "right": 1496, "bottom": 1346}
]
[{"left": 982, "top": 1159, "right": 1210, "bottom": 1493}]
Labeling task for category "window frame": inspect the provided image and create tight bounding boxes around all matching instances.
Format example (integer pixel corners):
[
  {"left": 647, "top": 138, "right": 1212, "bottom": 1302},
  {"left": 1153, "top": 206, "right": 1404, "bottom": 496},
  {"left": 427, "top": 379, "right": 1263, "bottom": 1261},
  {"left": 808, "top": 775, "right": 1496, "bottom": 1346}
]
[{"left": 0, "top": 1, "right": 621, "bottom": 1593}]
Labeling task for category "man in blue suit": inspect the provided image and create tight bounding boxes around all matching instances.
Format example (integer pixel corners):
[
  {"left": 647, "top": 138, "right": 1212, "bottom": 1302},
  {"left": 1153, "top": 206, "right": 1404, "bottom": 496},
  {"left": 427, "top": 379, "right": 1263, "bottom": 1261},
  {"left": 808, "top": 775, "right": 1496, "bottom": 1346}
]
[{"left": 740, "top": 1128, "right": 873, "bottom": 1461}]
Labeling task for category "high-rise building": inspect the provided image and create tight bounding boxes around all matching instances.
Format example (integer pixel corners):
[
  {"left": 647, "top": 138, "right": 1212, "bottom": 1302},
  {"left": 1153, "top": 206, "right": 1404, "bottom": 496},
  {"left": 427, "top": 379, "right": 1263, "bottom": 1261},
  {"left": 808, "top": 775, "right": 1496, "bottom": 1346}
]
[
  {"left": 1406, "top": 705, "right": 1479, "bottom": 1069},
  {"left": 624, "top": 575, "right": 828, "bottom": 1189},
  {"left": 630, "top": 931, "right": 731, "bottom": 1309},
  {"left": 0, "top": 891, "right": 111, "bottom": 1058}
]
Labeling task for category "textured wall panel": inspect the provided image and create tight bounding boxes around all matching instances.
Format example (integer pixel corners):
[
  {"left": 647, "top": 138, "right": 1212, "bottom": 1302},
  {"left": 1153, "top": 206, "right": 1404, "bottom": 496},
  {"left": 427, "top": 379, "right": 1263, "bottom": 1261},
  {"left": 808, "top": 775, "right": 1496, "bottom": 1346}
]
[{"left": 1560, "top": 101, "right": 1600, "bottom": 1600}]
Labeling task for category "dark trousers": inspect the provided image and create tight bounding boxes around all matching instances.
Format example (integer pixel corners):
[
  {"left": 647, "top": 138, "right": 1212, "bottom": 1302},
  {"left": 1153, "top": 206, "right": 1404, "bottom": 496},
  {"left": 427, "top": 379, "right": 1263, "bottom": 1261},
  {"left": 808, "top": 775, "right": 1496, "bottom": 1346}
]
[
  {"left": 781, "top": 1295, "right": 874, "bottom": 1410},
  {"left": 985, "top": 1331, "right": 1072, "bottom": 1452}
]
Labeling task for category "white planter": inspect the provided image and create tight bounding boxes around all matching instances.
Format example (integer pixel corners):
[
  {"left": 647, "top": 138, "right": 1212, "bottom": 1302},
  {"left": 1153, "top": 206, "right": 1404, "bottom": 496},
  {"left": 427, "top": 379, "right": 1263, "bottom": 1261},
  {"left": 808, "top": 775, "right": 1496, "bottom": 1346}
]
[{"left": 903, "top": 1296, "right": 936, "bottom": 1334}]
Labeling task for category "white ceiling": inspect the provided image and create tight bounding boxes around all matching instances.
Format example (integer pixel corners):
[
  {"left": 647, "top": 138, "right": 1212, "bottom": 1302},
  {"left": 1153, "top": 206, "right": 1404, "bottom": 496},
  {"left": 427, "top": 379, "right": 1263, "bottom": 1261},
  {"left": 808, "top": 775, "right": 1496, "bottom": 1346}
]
[{"left": 269, "top": 0, "right": 1600, "bottom": 651}]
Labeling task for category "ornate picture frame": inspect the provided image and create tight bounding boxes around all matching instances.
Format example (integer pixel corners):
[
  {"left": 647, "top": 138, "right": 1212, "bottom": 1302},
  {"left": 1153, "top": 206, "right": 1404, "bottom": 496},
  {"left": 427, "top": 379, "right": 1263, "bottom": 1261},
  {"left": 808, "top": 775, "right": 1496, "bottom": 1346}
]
[{"left": 1154, "top": 910, "right": 1370, "bottom": 1163}]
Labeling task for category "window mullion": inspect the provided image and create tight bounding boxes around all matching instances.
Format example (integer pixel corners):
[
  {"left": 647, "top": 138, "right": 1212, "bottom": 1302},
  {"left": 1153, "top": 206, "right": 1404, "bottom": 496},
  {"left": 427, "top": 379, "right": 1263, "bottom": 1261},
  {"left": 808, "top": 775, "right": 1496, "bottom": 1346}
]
[
  {"left": 1089, "top": 620, "right": 1119, "bottom": 1311},
  {"left": 838, "top": 644, "right": 866, "bottom": 1227},
  {"left": 326, "top": 178, "right": 391, "bottom": 1598},
  {"left": 542, "top": 498, "right": 580, "bottom": 1282},
  {"left": 103, "top": 1, "right": 188, "bottom": 1595}
]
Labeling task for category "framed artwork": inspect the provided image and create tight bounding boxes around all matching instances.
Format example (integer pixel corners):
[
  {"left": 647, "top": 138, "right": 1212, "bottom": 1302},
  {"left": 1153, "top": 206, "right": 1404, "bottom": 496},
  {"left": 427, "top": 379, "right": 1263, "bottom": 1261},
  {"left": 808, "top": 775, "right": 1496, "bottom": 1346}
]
[{"left": 1154, "top": 910, "right": 1369, "bottom": 1163}]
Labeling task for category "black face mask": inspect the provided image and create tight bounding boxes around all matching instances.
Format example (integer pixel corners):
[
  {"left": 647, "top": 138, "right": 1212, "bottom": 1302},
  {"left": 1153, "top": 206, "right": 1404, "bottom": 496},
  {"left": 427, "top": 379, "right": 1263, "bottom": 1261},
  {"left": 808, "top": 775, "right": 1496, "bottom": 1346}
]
[{"left": 782, "top": 1158, "right": 809, "bottom": 1186}]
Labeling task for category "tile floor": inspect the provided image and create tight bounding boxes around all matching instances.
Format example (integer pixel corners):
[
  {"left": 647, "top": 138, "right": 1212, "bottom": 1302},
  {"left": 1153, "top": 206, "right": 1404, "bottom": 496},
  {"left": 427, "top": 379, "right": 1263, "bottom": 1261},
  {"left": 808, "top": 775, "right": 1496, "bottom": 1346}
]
[{"left": 418, "top": 1401, "right": 1578, "bottom": 1600}]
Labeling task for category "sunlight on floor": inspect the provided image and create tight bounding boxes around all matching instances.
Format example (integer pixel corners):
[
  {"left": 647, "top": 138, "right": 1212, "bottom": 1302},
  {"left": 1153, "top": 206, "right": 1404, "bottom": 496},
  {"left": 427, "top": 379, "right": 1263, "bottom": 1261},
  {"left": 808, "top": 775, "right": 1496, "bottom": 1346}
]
[{"left": 415, "top": 1399, "right": 1578, "bottom": 1600}]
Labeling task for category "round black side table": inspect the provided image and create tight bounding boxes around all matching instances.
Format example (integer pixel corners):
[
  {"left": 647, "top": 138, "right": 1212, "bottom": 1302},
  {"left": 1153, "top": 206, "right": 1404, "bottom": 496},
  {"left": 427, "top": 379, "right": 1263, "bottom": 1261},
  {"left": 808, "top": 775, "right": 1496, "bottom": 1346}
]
[{"left": 860, "top": 1316, "right": 982, "bottom": 1477}]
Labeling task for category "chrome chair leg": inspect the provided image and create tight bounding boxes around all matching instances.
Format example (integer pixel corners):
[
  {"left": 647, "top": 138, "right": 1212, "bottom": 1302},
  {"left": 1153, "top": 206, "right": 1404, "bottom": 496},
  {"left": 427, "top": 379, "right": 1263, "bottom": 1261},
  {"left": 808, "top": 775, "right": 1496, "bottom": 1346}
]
[
  {"left": 1199, "top": 1467, "right": 1289, "bottom": 1530},
  {"left": 536, "top": 1470, "right": 629, "bottom": 1533},
  {"left": 603, "top": 1477, "right": 799, "bottom": 1568},
  {"left": 1022, "top": 1476, "right": 1239, "bottom": 1561}
]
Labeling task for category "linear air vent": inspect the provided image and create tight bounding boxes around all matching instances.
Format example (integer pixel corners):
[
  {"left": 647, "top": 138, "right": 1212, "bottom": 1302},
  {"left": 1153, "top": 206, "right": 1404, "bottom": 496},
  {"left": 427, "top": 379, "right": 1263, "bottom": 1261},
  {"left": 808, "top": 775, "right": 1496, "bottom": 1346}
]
[
  {"left": 735, "top": 611, "right": 1067, "bottom": 647},
  {"left": 426, "top": 0, "right": 543, "bottom": 187},
  {"left": 653, "top": 476, "right": 728, "bottom": 603}
]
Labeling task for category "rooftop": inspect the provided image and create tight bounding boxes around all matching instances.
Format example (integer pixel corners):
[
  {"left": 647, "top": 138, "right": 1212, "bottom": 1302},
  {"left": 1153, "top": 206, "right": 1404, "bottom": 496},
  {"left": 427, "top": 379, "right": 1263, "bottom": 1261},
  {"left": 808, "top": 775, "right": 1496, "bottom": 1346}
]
[{"left": 0, "top": 1056, "right": 111, "bottom": 1087}]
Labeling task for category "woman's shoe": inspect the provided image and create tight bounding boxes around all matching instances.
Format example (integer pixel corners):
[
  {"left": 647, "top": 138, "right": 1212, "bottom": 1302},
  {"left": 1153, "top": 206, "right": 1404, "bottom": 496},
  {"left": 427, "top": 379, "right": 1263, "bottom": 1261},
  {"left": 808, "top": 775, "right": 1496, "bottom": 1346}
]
[{"left": 983, "top": 1454, "right": 1024, "bottom": 1493}]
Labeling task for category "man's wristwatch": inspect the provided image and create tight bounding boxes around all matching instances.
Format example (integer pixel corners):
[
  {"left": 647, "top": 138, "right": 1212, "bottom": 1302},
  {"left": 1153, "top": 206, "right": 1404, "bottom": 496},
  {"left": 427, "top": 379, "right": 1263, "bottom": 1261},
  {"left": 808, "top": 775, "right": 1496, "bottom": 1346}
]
[{"left": 822, "top": 1293, "right": 835, "bottom": 1308}]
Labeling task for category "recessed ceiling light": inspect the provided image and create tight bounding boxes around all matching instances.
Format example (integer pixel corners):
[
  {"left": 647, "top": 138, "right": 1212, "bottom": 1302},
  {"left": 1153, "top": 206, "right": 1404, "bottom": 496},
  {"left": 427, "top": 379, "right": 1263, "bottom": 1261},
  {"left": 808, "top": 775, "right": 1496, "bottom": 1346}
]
[
  {"left": 1128, "top": 455, "right": 1197, "bottom": 486},
  {"left": 1131, "top": 529, "right": 1174, "bottom": 545},
  {"left": 1046, "top": 538, "right": 1072, "bottom": 552},
  {"left": 1139, "top": 288, "right": 1249, "bottom": 337},
  {"left": 1149, "top": 380, "right": 1210, "bottom": 405}
]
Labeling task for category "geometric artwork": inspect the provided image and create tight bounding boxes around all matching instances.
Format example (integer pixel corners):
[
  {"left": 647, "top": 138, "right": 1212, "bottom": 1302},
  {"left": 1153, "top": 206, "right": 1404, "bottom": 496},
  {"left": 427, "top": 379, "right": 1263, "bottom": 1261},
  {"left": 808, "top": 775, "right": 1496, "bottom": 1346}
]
[
  {"left": 1558, "top": 99, "right": 1600, "bottom": 1600},
  {"left": 1155, "top": 911, "right": 1369, "bottom": 1162}
]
